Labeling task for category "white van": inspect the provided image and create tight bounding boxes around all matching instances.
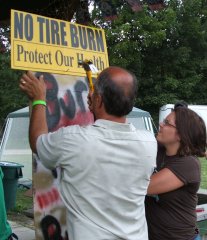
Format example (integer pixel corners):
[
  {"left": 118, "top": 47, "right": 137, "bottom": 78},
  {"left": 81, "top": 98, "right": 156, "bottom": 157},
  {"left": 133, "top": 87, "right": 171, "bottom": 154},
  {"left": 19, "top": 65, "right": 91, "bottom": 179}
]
[{"left": 159, "top": 104, "right": 207, "bottom": 128}]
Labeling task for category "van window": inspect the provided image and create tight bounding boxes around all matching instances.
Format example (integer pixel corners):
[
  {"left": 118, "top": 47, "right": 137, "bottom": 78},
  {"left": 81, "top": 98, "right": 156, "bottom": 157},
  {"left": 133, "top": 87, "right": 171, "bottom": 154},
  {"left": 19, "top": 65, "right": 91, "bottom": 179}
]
[{"left": 127, "top": 117, "right": 150, "bottom": 131}]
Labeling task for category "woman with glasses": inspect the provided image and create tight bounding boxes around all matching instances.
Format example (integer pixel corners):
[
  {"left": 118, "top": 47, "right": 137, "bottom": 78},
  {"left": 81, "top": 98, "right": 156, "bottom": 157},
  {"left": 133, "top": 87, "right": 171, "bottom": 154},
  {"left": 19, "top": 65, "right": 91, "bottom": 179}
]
[{"left": 145, "top": 105, "right": 206, "bottom": 240}]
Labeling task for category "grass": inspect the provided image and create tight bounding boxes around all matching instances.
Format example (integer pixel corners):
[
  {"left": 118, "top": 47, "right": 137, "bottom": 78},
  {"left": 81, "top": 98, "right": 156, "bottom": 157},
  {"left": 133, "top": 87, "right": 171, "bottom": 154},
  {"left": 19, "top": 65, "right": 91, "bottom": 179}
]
[
  {"left": 200, "top": 157, "right": 207, "bottom": 189},
  {"left": 7, "top": 188, "right": 34, "bottom": 228},
  {"left": 13, "top": 188, "right": 33, "bottom": 212},
  {"left": 7, "top": 188, "right": 33, "bottom": 215}
]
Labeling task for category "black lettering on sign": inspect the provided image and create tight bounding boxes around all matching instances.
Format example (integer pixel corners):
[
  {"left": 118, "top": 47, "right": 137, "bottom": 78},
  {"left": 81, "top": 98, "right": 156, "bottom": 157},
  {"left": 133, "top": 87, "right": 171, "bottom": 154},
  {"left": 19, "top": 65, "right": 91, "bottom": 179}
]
[
  {"left": 14, "top": 12, "right": 23, "bottom": 39},
  {"left": 35, "top": 73, "right": 90, "bottom": 130},
  {"left": 51, "top": 20, "right": 60, "bottom": 45},
  {"left": 17, "top": 44, "right": 23, "bottom": 61},
  {"left": 37, "top": 17, "right": 51, "bottom": 44},
  {"left": 60, "top": 90, "right": 76, "bottom": 119},
  {"left": 46, "top": 19, "right": 51, "bottom": 44},
  {"left": 76, "top": 53, "right": 84, "bottom": 67},
  {"left": 40, "top": 215, "right": 67, "bottom": 240},
  {"left": 37, "top": 17, "right": 67, "bottom": 46},
  {"left": 70, "top": 24, "right": 105, "bottom": 52},
  {"left": 60, "top": 22, "right": 68, "bottom": 46},
  {"left": 93, "top": 56, "right": 105, "bottom": 71},
  {"left": 55, "top": 50, "right": 74, "bottom": 67},
  {"left": 87, "top": 28, "right": 96, "bottom": 51},
  {"left": 75, "top": 80, "right": 88, "bottom": 112},
  {"left": 70, "top": 24, "right": 79, "bottom": 48},
  {"left": 14, "top": 12, "right": 34, "bottom": 41},
  {"left": 37, "top": 17, "right": 45, "bottom": 43},
  {"left": 35, "top": 72, "right": 60, "bottom": 131},
  {"left": 78, "top": 26, "right": 87, "bottom": 50},
  {"left": 24, "top": 14, "right": 34, "bottom": 41},
  {"left": 55, "top": 50, "right": 63, "bottom": 66},
  {"left": 95, "top": 30, "right": 105, "bottom": 52}
]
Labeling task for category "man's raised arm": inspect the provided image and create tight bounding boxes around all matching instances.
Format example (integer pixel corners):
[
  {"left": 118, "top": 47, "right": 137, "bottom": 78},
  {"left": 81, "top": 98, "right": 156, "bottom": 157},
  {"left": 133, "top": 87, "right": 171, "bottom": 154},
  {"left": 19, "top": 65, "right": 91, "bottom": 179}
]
[{"left": 19, "top": 71, "right": 48, "bottom": 153}]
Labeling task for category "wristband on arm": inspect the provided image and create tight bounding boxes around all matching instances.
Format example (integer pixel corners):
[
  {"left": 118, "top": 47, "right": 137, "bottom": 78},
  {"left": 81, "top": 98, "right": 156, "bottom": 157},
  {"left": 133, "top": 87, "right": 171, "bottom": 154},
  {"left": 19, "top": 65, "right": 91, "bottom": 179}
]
[{"left": 32, "top": 100, "right": 47, "bottom": 107}]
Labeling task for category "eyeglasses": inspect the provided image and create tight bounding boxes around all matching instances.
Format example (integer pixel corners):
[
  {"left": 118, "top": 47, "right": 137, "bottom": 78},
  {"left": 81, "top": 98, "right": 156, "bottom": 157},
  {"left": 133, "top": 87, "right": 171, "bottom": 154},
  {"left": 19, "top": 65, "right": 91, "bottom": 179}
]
[{"left": 162, "top": 119, "right": 176, "bottom": 128}]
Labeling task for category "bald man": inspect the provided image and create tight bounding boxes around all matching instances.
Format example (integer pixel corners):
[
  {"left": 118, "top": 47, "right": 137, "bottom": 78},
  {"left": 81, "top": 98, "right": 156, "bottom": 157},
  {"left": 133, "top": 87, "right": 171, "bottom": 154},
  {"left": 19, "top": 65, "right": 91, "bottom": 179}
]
[{"left": 19, "top": 67, "right": 157, "bottom": 240}]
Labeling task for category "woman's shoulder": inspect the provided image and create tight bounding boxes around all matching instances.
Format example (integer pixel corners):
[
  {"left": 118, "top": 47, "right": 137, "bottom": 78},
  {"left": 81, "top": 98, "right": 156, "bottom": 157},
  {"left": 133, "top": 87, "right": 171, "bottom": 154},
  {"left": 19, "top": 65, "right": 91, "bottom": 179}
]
[
  {"left": 166, "top": 155, "right": 200, "bottom": 170},
  {"left": 181, "top": 155, "right": 201, "bottom": 170},
  {"left": 181, "top": 155, "right": 200, "bottom": 165},
  {"left": 168, "top": 155, "right": 201, "bottom": 184}
]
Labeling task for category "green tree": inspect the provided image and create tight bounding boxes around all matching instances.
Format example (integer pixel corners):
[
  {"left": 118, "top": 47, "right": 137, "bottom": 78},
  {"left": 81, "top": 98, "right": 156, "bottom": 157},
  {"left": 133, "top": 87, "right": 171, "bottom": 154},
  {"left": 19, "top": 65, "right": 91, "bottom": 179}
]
[
  {"left": 0, "top": 52, "right": 27, "bottom": 128},
  {"left": 92, "top": 0, "right": 207, "bottom": 122},
  {"left": 1, "top": 0, "right": 207, "bottom": 128}
]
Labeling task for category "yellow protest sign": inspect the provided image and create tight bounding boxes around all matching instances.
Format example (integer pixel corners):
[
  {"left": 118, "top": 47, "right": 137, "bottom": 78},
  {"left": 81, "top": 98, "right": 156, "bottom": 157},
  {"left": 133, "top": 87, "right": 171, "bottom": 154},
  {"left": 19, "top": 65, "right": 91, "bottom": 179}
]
[{"left": 11, "top": 10, "right": 109, "bottom": 76}]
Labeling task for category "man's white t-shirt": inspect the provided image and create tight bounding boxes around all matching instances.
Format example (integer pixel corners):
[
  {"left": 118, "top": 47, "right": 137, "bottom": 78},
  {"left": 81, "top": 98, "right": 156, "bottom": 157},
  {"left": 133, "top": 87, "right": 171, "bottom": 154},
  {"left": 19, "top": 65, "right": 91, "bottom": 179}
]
[{"left": 37, "top": 119, "right": 157, "bottom": 240}]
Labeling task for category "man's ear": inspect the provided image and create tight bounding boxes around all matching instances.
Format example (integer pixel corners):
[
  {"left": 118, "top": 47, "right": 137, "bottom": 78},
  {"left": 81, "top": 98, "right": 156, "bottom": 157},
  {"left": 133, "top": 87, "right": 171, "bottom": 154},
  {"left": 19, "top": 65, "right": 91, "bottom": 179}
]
[{"left": 97, "top": 94, "right": 103, "bottom": 108}]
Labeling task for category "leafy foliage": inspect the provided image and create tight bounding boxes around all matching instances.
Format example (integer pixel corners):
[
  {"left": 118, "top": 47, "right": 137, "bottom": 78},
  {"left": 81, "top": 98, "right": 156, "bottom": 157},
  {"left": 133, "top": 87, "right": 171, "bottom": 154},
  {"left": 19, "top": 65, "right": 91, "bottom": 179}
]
[
  {"left": 0, "top": 0, "right": 207, "bottom": 128},
  {"left": 92, "top": 0, "right": 207, "bottom": 121},
  {"left": 0, "top": 52, "right": 27, "bottom": 128}
]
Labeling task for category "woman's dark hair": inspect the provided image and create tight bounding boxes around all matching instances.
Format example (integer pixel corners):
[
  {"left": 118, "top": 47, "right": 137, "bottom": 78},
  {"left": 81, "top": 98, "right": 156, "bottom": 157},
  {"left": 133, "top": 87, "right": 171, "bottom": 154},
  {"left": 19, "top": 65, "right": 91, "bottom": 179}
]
[
  {"left": 94, "top": 67, "right": 138, "bottom": 117},
  {"left": 174, "top": 107, "right": 207, "bottom": 157}
]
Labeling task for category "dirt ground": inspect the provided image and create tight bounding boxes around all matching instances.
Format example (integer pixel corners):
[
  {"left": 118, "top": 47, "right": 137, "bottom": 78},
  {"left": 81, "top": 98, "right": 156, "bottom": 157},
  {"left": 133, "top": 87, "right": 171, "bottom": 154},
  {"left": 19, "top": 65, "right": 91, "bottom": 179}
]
[{"left": 7, "top": 211, "right": 35, "bottom": 230}]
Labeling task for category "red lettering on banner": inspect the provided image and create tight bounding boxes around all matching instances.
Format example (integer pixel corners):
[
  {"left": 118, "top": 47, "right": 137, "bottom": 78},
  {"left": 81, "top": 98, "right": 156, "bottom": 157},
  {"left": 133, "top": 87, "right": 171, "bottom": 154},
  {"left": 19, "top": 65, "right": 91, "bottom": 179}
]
[{"left": 36, "top": 188, "right": 60, "bottom": 209}]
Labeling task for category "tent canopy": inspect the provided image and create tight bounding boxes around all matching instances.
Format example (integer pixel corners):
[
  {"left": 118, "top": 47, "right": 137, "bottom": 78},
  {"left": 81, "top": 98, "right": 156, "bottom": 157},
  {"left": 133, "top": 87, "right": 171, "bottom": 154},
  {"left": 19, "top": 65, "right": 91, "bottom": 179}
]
[
  {"left": 8, "top": 107, "right": 29, "bottom": 118},
  {"left": 7, "top": 106, "right": 150, "bottom": 119}
]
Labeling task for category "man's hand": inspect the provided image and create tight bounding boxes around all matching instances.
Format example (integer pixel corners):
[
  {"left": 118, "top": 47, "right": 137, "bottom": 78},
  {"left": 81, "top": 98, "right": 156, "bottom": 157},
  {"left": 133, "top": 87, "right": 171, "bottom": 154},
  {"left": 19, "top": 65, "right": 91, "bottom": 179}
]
[{"left": 19, "top": 71, "right": 46, "bottom": 101}]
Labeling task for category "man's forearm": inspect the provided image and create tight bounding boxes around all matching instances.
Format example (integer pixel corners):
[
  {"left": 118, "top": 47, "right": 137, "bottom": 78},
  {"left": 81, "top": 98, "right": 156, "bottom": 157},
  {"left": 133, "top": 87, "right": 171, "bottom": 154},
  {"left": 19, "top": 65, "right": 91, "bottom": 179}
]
[{"left": 29, "top": 105, "right": 48, "bottom": 153}]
